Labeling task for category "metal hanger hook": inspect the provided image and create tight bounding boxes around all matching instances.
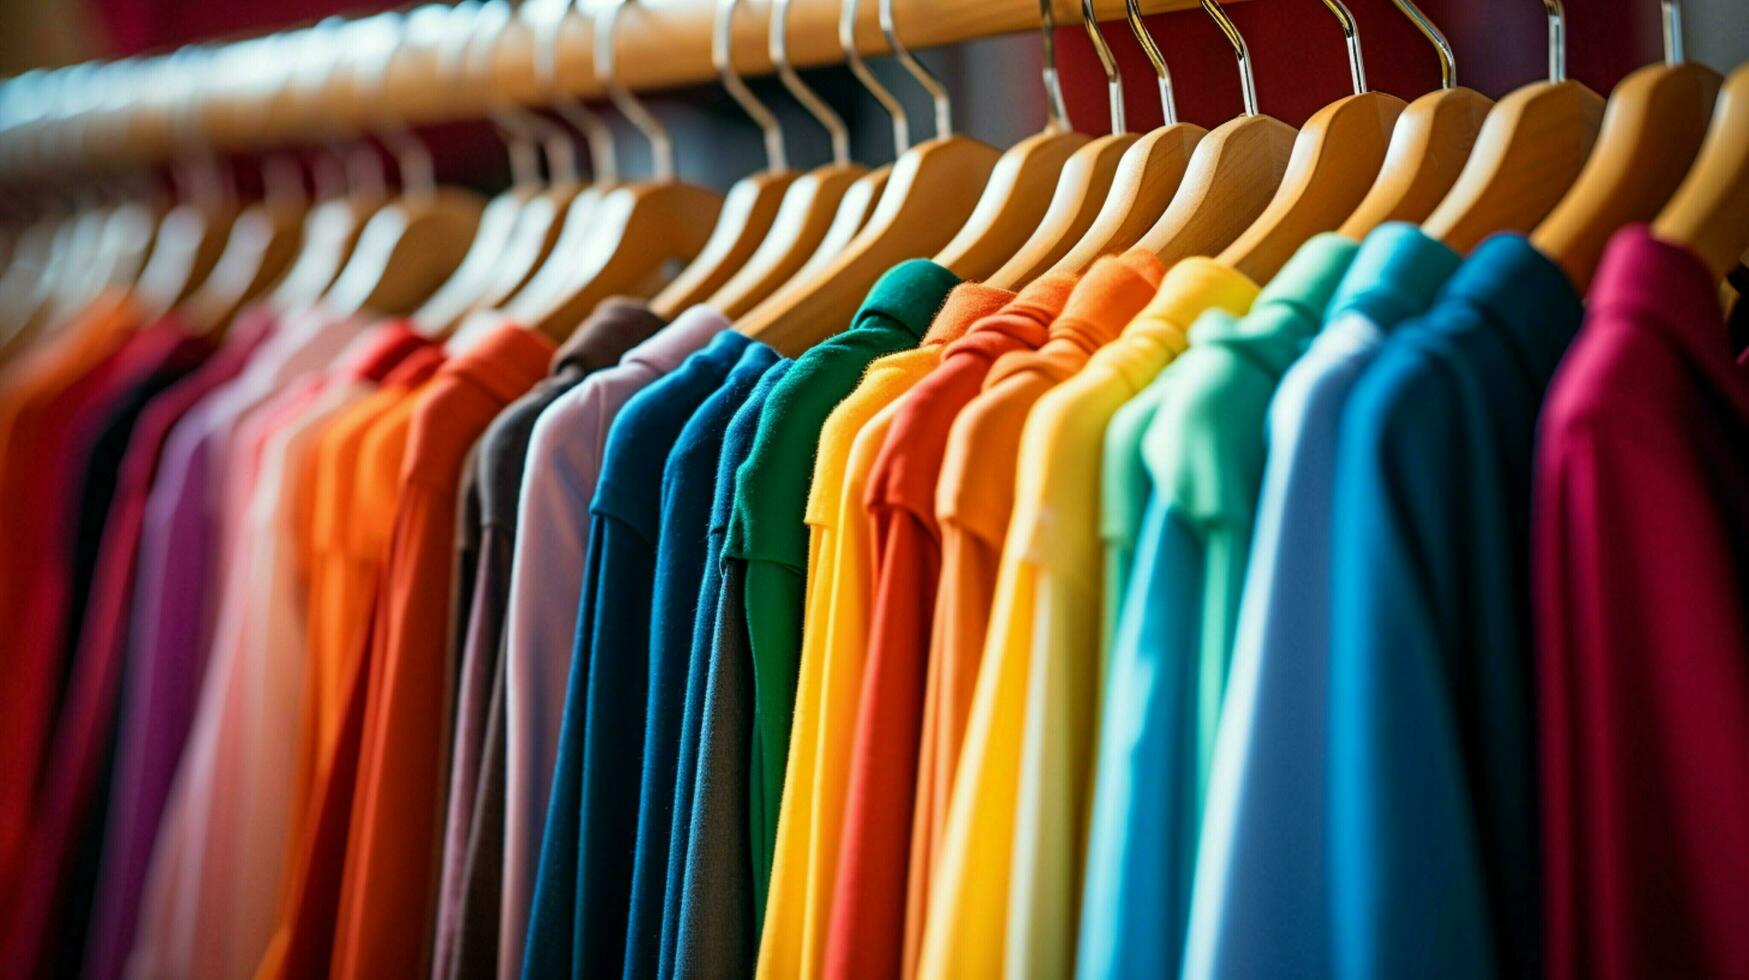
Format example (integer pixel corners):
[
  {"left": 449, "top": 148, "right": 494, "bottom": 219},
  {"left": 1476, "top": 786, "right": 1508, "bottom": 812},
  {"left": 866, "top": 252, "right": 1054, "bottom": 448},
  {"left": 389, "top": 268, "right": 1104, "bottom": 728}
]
[
  {"left": 466, "top": 0, "right": 579, "bottom": 188},
  {"left": 1123, "top": 0, "right": 1177, "bottom": 125},
  {"left": 353, "top": 12, "right": 437, "bottom": 200},
  {"left": 1542, "top": 0, "right": 1567, "bottom": 83},
  {"left": 1200, "top": 0, "right": 1259, "bottom": 116},
  {"left": 842, "top": 0, "right": 909, "bottom": 156},
  {"left": 529, "top": 0, "right": 617, "bottom": 183},
  {"left": 717, "top": 0, "right": 788, "bottom": 173},
  {"left": 1386, "top": 0, "right": 1454, "bottom": 89},
  {"left": 1079, "top": 0, "right": 1126, "bottom": 135},
  {"left": 592, "top": 0, "right": 676, "bottom": 182},
  {"left": 1318, "top": 0, "right": 1368, "bottom": 95},
  {"left": 774, "top": 0, "right": 850, "bottom": 166},
  {"left": 1036, "top": 0, "right": 1070, "bottom": 133},
  {"left": 878, "top": 0, "right": 952, "bottom": 140},
  {"left": 1661, "top": 0, "right": 1683, "bottom": 66}
]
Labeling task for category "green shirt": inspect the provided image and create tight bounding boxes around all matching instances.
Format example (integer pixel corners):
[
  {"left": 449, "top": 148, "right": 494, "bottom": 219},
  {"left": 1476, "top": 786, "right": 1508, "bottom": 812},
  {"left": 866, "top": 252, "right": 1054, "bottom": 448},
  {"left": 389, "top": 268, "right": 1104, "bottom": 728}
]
[
  {"left": 723, "top": 258, "right": 958, "bottom": 896},
  {"left": 1082, "top": 233, "right": 1356, "bottom": 978}
]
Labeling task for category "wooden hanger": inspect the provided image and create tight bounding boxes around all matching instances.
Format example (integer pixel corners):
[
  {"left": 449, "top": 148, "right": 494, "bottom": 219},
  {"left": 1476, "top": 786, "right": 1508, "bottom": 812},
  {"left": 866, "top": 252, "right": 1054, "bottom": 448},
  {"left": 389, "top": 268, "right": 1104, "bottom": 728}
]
[
  {"left": 707, "top": 0, "right": 872, "bottom": 319},
  {"left": 320, "top": 11, "right": 487, "bottom": 320},
  {"left": 738, "top": 0, "right": 999, "bottom": 356},
  {"left": 1338, "top": 0, "right": 1492, "bottom": 238},
  {"left": 1217, "top": 0, "right": 1404, "bottom": 284},
  {"left": 1041, "top": 0, "right": 1208, "bottom": 279},
  {"left": 181, "top": 155, "right": 307, "bottom": 332},
  {"left": 983, "top": 1, "right": 1140, "bottom": 290},
  {"left": 412, "top": 0, "right": 583, "bottom": 337},
  {"left": 1531, "top": 1, "right": 1720, "bottom": 290},
  {"left": 1653, "top": 62, "right": 1749, "bottom": 281},
  {"left": 1421, "top": 0, "right": 1604, "bottom": 253},
  {"left": 510, "top": 0, "right": 723, "bottom": 343},
  {"left": 930, "top": 0, "right": 1094, "bottom": 283},
  {"left": 648, "top": 0, "right": 805, "bottom": 320},
  {"left": 1134, "top": 0, "right": 1297, "bottom": 265},
  {"left": 266, "top": 146, "right": 389, "bottom": 311}
]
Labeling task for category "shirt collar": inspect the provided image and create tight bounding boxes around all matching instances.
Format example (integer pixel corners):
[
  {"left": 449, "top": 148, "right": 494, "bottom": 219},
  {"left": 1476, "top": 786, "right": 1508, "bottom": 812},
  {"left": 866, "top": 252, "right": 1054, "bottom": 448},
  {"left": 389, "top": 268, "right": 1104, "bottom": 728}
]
[
  {"left": 1047, "top": 250, "right": 1166, "bottom": 352},
  {"left": 1124, "top": 256, "right": 1259, "bottom": 349},
  {"left": 1328, "top": 222, "right": 1462, "bottom": 327},
  {"left": 437, "top": 323, "right": 557, "bottom": 404},
  {"left": 341, "top": 320, "right": 431, "bottom": 382},
  {"left": 621, "top": 304, "right": 731, "bottom": 375},
  {"left": 1441, "top": 232, "right": 1584, "bottom": 376},
  {"left": 1192, "top": 233, "right": 1357, "bottom": 347},
  {"left": 925, "top": 281, "right": 1016, "bottom": 343},
  {"left": 1591, "top": 225, "right": 1735, "bottom": 356},
  {"left": 856, "top": 259, "right": 962, "bottom": 342},
  {"left": 552, "top": 297, "right": 668, "bottom": 375}
]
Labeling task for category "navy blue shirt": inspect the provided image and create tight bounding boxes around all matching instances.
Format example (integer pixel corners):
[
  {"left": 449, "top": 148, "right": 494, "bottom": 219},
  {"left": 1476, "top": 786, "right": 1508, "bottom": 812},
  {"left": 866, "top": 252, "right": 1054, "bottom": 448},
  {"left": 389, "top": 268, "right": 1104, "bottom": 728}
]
[
  {"left": 1329, "top": 234, "right": 1581, "bottom": 980},
  {"left": 623, "top": 341, "right": 779, "bottom": 979},
  {"left": 671, "top": 358, "right": 790, "bottom": 979},
  {"left": 557, "top": 329, "right": 750, "bottom": 978}
]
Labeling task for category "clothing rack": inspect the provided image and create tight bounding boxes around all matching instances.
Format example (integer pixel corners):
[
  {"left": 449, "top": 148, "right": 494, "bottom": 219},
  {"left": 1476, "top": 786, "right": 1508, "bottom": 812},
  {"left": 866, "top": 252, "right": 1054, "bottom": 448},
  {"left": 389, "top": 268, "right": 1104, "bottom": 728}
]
[{"left": 0, "top": 0, "right": 1238, "bottom": 181}]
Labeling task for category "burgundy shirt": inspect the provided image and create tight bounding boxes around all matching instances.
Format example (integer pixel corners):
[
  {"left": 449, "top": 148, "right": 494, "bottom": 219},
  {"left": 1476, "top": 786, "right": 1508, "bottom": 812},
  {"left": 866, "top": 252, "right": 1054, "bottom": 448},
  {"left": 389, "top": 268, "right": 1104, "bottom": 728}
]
[{"left": 1534, "top": 226, "right": 1749, "bottom": 980}]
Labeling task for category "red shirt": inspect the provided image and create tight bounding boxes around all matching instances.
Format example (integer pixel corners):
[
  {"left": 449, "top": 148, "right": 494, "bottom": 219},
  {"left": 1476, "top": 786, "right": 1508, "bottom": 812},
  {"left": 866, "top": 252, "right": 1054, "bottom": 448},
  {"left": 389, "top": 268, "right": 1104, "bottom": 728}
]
[{"left": 1534, "top": 226, "right": 1749, "bottom": 980}]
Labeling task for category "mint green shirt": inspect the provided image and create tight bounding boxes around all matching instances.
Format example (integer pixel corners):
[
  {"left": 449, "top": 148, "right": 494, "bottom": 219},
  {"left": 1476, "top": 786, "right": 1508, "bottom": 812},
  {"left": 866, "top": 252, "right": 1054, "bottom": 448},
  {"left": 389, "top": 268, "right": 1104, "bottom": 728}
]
[{"left": 1080, "top": 233, "right": 1357, "bottom": 979}]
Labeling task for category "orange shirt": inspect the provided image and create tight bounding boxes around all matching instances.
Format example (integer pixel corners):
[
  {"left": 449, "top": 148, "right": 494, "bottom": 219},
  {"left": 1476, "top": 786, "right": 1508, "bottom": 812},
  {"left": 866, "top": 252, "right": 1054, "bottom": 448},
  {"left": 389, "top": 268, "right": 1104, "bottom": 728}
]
[
  {"left": 256, "top": 363, "right": 442, "bottom": 980},
  {"left": 906, "top": 252, "right": 1163, "bottom": 969},
  {"left": 330, "top": 325, "right": 553, "bottom": 980}
]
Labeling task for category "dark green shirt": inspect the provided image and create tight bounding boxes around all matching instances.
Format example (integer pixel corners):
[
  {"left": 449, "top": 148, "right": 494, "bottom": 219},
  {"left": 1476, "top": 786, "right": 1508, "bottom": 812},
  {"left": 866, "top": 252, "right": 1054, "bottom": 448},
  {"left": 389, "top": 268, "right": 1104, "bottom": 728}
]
[{"left": 722, "top": 259, "right": 959, "bottom": 896}]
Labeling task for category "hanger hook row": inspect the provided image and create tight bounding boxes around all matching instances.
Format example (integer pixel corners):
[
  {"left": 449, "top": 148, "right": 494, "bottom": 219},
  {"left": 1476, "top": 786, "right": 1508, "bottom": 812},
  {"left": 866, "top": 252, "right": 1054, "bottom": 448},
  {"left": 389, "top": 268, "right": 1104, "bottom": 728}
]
[
  {"left": 878, "top": 0, "right": 951, "bottom": 140},
  {"left": 528, "top": 0, "right": 617, "bottom": 184},
  {"left": 1318, "top": 0, "right": 1368, "bottom": 95},
  {"left": 1199, "top": 0, "right": 1258, "bottom": 117},
  {"left": 774, "top": 0, "right": 850, "bottom": 166},
  {"left": 1661, "top": 0, "right": 1683, "bottom": 66},
  {"left": 1542, "top": 0, "right": 1566, "bottom": 83},
  {"left": 1123, "top": 0, "right": 1177, "bottom": 126},
  {"left": 716, "top": 0, "right": 788, "bottom": 173},
  {"left": 1079, "top": 0, "right": 1126, "bottom": 135},
  {"left": 842, "top": 0, "right": 909, "bottom": 156},
  {"left": 1386, "top": 0, "right": 1454, "bottom": 89},
  {"left": 591, "top": 0, "right": 675, "bottom": 182},
  {"left": 1037, "top": 0, "right": 1070, "bottom": 133}
]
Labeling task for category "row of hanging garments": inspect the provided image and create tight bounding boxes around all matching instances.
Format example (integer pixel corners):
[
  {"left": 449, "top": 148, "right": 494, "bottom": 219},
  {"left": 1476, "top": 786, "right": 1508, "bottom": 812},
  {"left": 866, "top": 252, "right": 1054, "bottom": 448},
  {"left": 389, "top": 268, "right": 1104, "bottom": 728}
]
[{"left": 0, "top": 0, "right": 1745, "bottom": 977}]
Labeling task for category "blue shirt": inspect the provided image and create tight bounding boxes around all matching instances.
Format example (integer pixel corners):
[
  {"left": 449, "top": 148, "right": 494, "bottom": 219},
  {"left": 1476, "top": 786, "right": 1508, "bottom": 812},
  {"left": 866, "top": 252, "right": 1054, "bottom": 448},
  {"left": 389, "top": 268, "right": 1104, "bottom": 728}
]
[
  {"left": 625, "top": 341, "right": 779, "bottom": 979},
  {"left": 1329, "top": 234, "right": 1581, "bottom": 980},
  {"left": 1182, "top": 224, "right": 1460, "bottom": 979},
  {"left": 673, "top": 359, "right": 790, "bottom": 978},
  {"left": 560, "top": 328, "right": 750, "bottom": 977},
  {"left": 1082, "top": 236, "right": 1354, "bottom": 980}
]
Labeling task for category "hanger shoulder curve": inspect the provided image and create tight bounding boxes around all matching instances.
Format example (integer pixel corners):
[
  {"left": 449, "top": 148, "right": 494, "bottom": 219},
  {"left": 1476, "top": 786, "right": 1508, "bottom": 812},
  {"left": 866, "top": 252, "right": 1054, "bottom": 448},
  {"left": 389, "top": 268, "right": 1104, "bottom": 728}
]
[
  {"left": 738, "top": 136, "right": 999, "bottom": 356},
  {"left": 465, "top": 182, "right": 584, "bottom": 321},
  {"left": 1136, "top": 113, "right": 1297, "bottom": 267},
  {"left": 265, "top": 196, "right": 380, "bottom": 313},
  {"left": 1218, "top": 91, "right": 1406, "bottom": 282},
  {"left": 708, "top": 163, "right": 866, "bottom": 320},
  {"left": 1421, "top": 79, "right": 1605, "bottom": 254},
  {"left": 1046, "top": 122, "right": 1205, "bottom": 277},
  {"left": 749, "top": 165, "right": 890, "bottom": 310},
  {"left": 1339, "top": 86, "right": 1493, "bottom": 240},
  {"left": 323, "top": 185, "right": 487, "bottom": 319},
  {"left": 408, "top": 185, "right": 541, "bottom": 336},
  {"left": 932, "top": 129, "right": 1089, "bottom": 281},
  {"left": 986, "top": 132, "right": 1137, "bottom": 290},
  {"left": 522, "top": 180, "right": 724, "bottom": 341},
  {"left": 1653, "top": 63, "right": 1749, "bottom": 281},
  {"left": 182, "top": 199, "right": 307, "bottom": 333},
  {"left": 1533, "top": 61, "right": 1723, "bottom": 290},
  {"left": 650, "top": 169, "right": 799, "bottom": 321},
  {"left": 133, "top": 201, "right": 242, "bottom": 318}
]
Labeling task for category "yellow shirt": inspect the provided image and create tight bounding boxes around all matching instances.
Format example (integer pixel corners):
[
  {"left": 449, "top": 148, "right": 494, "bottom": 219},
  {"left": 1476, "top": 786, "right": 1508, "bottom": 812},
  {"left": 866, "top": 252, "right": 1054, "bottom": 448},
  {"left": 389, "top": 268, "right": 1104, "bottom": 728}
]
[
  {"left": 758, "top": 284, "right": 1008, "bottom": 980},
  {"left": 915, "top": 259, "right": 1257, "bottom": 980}
]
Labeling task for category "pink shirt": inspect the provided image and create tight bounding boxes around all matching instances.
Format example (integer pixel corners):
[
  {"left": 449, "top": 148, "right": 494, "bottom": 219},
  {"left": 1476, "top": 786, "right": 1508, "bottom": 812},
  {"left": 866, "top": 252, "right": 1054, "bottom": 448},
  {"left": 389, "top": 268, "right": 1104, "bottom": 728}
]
[{"left": 498, "top": 309, "right": 727, "bottom": 977}]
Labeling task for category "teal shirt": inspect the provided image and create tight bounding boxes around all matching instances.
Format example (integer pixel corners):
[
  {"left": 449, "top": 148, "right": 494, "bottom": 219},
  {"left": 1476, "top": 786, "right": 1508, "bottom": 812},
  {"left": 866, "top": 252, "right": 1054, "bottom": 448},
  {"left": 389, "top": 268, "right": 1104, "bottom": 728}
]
[
  {"left": 1079, "top": 235, "right": 1357, "bottom": 980},
  {"left": 722, "top": 259, "right": 958, "bottom": 897}
]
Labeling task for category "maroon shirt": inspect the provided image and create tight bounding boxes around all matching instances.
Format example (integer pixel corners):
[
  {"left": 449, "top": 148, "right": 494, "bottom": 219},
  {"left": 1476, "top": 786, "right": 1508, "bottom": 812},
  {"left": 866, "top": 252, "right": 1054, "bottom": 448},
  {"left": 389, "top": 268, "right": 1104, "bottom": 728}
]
[{"left": 1534, "top": 226, "right": 1749, "bottom": 980}]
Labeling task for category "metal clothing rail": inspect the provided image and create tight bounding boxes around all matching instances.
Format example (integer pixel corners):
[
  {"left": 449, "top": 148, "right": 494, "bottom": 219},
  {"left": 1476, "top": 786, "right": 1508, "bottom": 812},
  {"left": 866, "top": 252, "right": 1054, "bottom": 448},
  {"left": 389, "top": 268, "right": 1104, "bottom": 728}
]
[{"left": 0, "top": 0, "right": 1240, "bottom": 179}]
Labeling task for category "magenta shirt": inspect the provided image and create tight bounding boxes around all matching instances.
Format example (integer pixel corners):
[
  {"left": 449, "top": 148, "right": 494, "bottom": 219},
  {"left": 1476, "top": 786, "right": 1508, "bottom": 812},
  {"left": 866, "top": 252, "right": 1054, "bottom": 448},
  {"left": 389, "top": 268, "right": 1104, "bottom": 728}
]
[{"left": 1534, "top": 226, "right": 1749, "bottom": 980}]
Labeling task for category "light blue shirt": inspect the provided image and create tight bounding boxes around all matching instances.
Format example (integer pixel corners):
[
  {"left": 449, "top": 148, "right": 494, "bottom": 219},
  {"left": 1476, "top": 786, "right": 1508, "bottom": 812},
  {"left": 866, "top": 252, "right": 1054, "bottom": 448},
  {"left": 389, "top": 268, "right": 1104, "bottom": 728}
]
[{"left": 1180, "top": 224, "right": 1459, "bottom": 979}]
